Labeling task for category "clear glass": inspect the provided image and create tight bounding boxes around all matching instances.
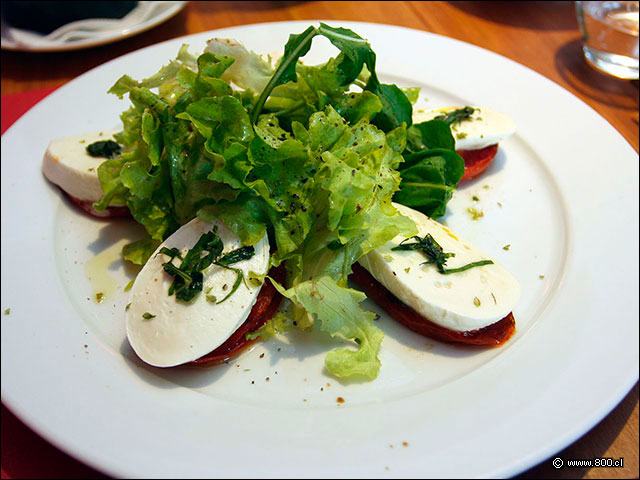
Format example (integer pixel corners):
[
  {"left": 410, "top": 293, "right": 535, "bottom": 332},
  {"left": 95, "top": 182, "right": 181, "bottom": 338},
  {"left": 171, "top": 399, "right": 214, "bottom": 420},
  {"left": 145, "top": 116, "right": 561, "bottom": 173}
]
[{"left": 575, "top": 1, "right": 639, "bottom": 79}]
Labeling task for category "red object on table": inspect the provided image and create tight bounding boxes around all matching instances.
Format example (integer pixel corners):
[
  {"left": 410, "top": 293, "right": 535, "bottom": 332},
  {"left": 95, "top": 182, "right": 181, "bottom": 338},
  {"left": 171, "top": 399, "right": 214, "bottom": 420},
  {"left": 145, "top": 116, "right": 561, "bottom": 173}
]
[{"left": 1, "top": 85, "right": 108, "bottom": 479}]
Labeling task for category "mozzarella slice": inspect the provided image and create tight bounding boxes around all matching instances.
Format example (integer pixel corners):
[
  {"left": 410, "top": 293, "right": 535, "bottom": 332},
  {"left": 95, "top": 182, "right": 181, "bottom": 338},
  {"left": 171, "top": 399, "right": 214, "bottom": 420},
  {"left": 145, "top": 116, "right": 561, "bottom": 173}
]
[
  {"left": 358, "top": 203, "right": 520, "bottom": 332},
  {"left": 126, "top": 218, "right": 270, "bottom": 367},
  {"left": 412, "top": 106, "right": 515, "bottom": 151},
  {"left": 42, "top": 129, "right": 120, "bottom": 202}
]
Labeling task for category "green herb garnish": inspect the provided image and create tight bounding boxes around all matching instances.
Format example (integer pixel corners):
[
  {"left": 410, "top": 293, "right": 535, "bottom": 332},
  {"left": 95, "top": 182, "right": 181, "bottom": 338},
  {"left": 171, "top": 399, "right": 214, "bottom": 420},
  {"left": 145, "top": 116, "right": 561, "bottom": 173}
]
[
  {"left": 216, "top": 246, "right": 255, "bottom": 266},
  {"left": 435, "top": 106, "right": 475, "bottom": 126},
  {"left": 161, "top": 228, "right": 254, "bottom": 303},
  {"left": 142, "top": 312, "right": 156, "bottom": 319},
  {"left": 86, "top": 140, "right": 121, "bottom": 159},
  {"left": 391, "top": 234, "right": 493, "bottom": 275}
]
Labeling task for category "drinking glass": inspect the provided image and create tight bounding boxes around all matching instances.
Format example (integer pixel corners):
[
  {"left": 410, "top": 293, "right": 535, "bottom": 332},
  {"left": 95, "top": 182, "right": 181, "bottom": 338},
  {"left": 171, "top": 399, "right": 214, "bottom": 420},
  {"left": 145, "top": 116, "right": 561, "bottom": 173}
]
[{"left": 575, "top": 1, "right": 639, "bottom": 79}]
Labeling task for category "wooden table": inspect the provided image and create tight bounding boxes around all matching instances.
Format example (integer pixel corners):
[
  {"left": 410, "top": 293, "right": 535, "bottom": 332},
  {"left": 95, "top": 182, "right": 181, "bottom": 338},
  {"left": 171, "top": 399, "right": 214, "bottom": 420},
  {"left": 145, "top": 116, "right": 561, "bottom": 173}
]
[{"left": 1, "top": 2, "right": 638, "bottom": 478}]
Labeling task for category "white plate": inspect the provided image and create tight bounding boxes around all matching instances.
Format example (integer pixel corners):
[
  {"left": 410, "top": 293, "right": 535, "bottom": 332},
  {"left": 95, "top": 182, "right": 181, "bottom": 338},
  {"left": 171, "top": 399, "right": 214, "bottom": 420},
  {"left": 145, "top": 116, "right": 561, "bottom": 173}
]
[
  {"left": 1, "top": 21, "right": 638, "bottom": 478},
  {"left": 1, "top": 1, "right": 187, "bottom": 52}
]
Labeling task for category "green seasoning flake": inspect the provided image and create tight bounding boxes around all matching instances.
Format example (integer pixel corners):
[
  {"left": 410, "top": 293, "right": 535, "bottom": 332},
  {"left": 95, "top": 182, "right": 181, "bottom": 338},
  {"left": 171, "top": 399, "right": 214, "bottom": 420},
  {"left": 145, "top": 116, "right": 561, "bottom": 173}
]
[
  {"left": 539, "top": 275, "right": 545, "bottom": 279},
  {"left": 472, "top": 195, "right": 480, "bottom": 202},
  {"left": 247, "top": 271, "right": 263, "bottom": 287},
  {"left": 142, "top": 312, "right": 156, "bottom": 319},
  {"left": 125, "top": 303, "right": 132, "bottom": 311},
  {"left": 3, "top": 308, "right": 10, "bottom": 315},
  {"left": 456, "top": 132, "right": 468, "bottom": 140},
  {"left": 206, "top": 294, "right": 218, "bottom": 303},
  {"left": 95, "top": 292, "right": 105, "bottom": 303},
  {"left": 124, "top": 279, "right": 135, "bottom": 292},
  {"left": 86, "top": 140, "right": 121, "bottom": 159},
  {"left": 473, "top": 297, "right": 481, "bottom": 307},
  {"left": 467, "top": 207, "right": 484, "bottom": 221},
  {"left": 503, "top": 244, "right": 511, "bottom": 251},
  {"left": 384, "top": 255, "right": 394, "bottom": 263},
  {"left": 434, "top": 106, "right": 475, "bottom": 126},
  {"left": 391, "top": 234, "right": 493, "bottom": 275}
]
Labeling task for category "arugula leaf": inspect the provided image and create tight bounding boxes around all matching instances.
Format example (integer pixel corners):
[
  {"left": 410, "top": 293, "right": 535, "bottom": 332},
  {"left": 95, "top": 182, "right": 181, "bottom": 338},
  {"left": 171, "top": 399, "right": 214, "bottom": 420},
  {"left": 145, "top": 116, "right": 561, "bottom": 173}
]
[
  {"left": 250, "top": 23, "right": 412, "bottom": 132},
  {"left": 96, "top": 26, "right": 468, "bottom": 380},
  {"left": 406, "top": 119, "right": 455, "bottom": 152},
  {"left": 395, "top": 120, "right": 465, "bottom": 218},
  {"left": 393, "top": 149, "right": 464, "bottom": 218}
]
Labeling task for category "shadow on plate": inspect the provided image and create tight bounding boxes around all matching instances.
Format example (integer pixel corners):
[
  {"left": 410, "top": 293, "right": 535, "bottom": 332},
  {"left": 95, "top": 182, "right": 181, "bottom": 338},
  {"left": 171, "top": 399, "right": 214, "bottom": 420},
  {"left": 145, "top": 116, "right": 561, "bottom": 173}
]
[{"left": 117, "top": 324, "right": 352, "bottom": 389}]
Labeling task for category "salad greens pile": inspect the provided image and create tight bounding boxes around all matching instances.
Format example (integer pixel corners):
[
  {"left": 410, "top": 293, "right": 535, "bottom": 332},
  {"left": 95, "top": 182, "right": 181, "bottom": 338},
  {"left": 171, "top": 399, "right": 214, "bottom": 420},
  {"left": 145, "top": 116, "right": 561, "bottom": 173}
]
[{"left": 95, "top": 23, "right": 464, "bottom": 379}]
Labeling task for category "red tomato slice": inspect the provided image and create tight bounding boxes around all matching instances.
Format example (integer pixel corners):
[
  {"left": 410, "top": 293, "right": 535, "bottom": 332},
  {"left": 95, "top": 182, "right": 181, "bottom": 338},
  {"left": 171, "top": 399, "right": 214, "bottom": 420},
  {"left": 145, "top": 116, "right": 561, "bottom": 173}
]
[
  {"left": 350, "top": 263, "right": 515, "bottom": 346},
  {"left": 457, "top": 144, "right": 499, "bottom": 181},
  {"left": 64, "top": 190, "right": 131, "bottom": 218},
  {"left": 189, "top": 263, "right": 286, "bottom": 366}
]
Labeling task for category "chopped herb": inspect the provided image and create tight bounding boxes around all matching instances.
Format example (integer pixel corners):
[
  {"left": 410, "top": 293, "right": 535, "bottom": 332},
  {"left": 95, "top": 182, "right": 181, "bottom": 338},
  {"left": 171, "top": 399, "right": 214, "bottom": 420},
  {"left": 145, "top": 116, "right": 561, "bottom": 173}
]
[
  {"left": 125, "top": 303, "right": 131, "bottom": 311},
  {"left": 455, "top": 132, "right": 468, "bottom": 140},
  {"left": 216, "top": 246, "right": 255, "bottom": 266},
  {"left": 215, "top": 268, "right": 244, "bottom": 304},
  {"left": 497, "top": 202, "right": 503, "bottom": 207},
  {"left": 3, "top": 308, "right": 10, "bottom": 315},
  {"left": 473, "top": 297, "right": 481, "bottom": 307},
  {"left": 539, "top": 275, "right": 545, "bottom": 279},
  {"left": 472, "top": 195, "right": 480, "bottom": 202},
  {"left": 86, "top": 140, "right": 121, "bottom": 159},
  {"left": 391, "top": 234, "right": 493, "bottom": 274},
  {"left": 404, "top": 267, "right": 411, "bottom": 273},
  {"left": 95, "top": 292, "right": 104, "bottom": 303},
  {"left": 206, "top": 294, "right": 218, "bottom": 302},
  {"left": 483, "top": 185, "right": 490, "bottom": 189},
  {"left": 503, "top": 244, "right": 511, "bottom": 251},
  {"left": 384, "top": 254, "right": 394, "bottom": 263},
  {"left": 142, "top": 312, "right": 156, "bottom": 319},
  {"left": 434, "top": 106, "right": 475, "bottom": 126},
  {"left": 161, "top": 227, "right": 254, "bottom": 303}
]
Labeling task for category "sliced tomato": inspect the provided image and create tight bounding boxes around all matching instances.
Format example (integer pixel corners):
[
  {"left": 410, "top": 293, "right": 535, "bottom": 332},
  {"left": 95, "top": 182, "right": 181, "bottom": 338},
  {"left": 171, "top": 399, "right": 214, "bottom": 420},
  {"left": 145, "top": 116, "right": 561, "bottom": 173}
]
[
  {"left": 64, "top": 190, "right": 131, "bottom": 218},
  {"left": 350, "top": 263, "right": 515, "bottom": 346},
  {"left": 457, "top": 144, "right": 499, "bottom": 181},
  {"left": 189, "top": 263, "right": 286, "bottom": 366}
]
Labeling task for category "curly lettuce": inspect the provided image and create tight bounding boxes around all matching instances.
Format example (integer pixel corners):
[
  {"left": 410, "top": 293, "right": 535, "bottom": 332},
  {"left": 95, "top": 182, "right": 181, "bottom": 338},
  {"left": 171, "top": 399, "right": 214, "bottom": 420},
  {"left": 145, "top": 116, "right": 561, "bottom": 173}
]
[{"left": 95, "top": 24, "right": 464, "bottom": 379}]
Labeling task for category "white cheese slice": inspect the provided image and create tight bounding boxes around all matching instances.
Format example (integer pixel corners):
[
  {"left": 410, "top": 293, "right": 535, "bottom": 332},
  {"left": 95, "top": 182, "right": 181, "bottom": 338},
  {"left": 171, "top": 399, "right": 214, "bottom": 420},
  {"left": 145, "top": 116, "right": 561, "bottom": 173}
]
[
  {"left": 412, "top": 106, "right": 515, "bottom": 151},
  {"left": 126, "top": 217, "right": 270, "bottom": 367},
  {"left": 358, "top": 203, "right": 520, "bottom": 332},
  {"left": 42, "top": 129, "right": 120, "bottom": 202}
]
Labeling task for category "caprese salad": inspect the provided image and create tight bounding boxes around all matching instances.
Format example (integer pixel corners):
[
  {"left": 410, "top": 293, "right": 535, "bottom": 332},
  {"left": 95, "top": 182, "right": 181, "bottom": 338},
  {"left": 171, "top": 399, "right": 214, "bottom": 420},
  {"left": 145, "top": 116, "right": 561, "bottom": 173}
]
[{"left": 42, "top": 23, "right": 520, "bottom": 380}]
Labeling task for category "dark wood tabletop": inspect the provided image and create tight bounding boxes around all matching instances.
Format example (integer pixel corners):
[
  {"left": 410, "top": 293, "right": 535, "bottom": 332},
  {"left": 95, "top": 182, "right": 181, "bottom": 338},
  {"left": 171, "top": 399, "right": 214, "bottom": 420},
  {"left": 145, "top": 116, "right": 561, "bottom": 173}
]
[{"left": 1, "top": 2, "right": 638, "bottom": 479}]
